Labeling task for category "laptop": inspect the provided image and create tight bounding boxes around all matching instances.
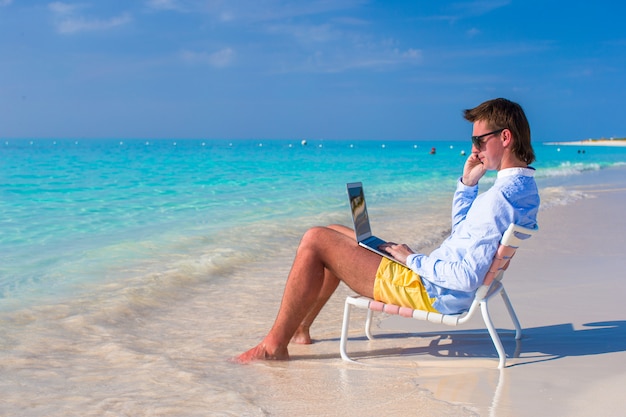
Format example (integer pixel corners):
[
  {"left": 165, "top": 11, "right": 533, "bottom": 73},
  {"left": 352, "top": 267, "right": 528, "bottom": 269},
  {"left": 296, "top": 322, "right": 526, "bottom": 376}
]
[{"left": 346, "top": 182, "right": 405, "bottom": 266}]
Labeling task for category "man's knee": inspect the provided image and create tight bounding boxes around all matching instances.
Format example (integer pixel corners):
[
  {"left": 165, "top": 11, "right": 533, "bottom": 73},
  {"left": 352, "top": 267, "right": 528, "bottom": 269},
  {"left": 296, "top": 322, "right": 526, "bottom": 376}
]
[{"left": 300, "top": 226, "right": 327, "bottom": 246}]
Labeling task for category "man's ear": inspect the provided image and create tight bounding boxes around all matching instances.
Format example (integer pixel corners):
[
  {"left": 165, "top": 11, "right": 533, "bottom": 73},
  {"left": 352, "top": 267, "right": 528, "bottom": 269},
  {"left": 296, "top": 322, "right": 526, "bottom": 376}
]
[{"left": 501, "top": 128, "right": 513, "bottom": 147}]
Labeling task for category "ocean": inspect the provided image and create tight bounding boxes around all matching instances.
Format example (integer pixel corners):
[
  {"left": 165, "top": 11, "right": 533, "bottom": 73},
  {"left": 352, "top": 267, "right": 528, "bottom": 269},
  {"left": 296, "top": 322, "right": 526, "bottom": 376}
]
[{"left": 1, "top": 138, "right": 625, "bottom": 416}]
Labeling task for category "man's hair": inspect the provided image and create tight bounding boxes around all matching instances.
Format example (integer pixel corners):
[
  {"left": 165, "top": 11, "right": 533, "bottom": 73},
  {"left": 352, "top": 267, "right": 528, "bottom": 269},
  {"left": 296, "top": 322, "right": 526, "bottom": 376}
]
[{"left": 464, "top": 98, "right": 535, "bottom": 164}]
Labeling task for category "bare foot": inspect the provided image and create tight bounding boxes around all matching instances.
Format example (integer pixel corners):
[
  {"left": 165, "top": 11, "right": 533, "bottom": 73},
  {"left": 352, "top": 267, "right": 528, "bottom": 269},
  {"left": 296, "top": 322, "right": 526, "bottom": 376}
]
[
  {"left": 291, "top": 326, "right": 313, "bottom": 345},
  {"left": 232, "top": 342, "right": 289, "bottom": 364}
]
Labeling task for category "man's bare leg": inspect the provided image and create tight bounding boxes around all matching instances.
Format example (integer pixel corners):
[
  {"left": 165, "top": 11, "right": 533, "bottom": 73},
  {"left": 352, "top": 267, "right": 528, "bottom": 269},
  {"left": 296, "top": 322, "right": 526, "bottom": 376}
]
[
  {"left": 291, "top": 268, "right": 340, "bottom": 344},
  {"left": 234, "top": 225, "right": 380, "bottom": 363},
  {"left": 292, "top": 224, "right": 355, "bottom": 344}
]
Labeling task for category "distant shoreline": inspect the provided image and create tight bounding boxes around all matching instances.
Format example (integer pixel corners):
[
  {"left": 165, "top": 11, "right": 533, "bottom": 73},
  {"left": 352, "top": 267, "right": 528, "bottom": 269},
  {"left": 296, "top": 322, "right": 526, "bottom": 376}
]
[{"left": 544, "top": 138, "right": 626, "bottom": 147}]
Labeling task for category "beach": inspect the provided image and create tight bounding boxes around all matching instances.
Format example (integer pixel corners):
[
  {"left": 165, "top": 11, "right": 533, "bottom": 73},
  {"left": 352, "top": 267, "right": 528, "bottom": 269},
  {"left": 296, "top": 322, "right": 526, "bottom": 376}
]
[
  {"left": 1, "top": 140, "right": 626, "bottom": 416},
  {"left": 544, "top": 139, "right": 626, "bottom": 147}
]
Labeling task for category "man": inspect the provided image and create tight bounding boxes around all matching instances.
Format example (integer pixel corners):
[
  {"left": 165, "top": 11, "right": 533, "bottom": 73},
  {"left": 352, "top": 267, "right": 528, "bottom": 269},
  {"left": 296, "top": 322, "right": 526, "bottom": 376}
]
[{"left": 235, "top": 98, "right": 539, "bottom": 363}]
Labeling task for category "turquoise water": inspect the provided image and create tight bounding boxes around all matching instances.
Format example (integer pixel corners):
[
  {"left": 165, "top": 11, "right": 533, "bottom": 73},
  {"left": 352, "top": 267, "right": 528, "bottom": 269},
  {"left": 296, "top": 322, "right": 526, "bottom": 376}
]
[{"left": 1, "top": 138, "right": 625, "bottom": 311}]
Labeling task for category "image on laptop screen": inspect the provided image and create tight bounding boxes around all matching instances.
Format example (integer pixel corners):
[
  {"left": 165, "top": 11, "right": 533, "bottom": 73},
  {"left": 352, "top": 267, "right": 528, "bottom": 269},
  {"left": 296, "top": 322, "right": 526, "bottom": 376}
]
[{"left": 347, "top": 182, "right": 372, "bottom": 240}]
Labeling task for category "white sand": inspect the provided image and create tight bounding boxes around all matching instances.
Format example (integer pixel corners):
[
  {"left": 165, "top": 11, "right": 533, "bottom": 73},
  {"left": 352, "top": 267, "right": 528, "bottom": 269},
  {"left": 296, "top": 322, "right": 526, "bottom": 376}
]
[
  {"left": 499, "top": 181, "right": 626, "bottom": 416},
  {"left": 544, "top": 139, "right": 626, "bottom": 147}
]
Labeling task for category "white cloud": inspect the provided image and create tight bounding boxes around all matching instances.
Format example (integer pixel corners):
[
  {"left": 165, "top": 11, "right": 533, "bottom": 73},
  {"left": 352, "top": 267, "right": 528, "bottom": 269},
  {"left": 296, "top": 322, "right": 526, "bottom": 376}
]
[
  {"left": 292, "top": 46, "right": 423, "bottom": 74},
  {"left": 145, "top": 0, "right": 192, "bottom": 12},
  {"left": 48, "top": 1, "right": 85, "bottom": 15},
  {"left": 267, "top": 23, "right": 339, "bottom": 43},
  {"left": 419, "top": 1, "right": 511, "bottom": 24},
  {"left": 49, "top": 2, "right": 132, "bottom": 34},
  {"left": 239, "top": 0, "right": 367, "bottom": 23},
  {"left": 402, "top": 48, "right": 422, "bottom": 59},
  {"left": 144, "top": 0, "right": 367, "bottom": 22},
  {"left": 260, "top": 15, "right": 421, "bottom": 74},
  {"left": 218, "top": 11, "right": 234, "bottom": 22},
  {"left": 181, "top": 48, "right": 235, "bottom": 68},
  {"left": 467, "top": 28, "right": 480, "bottom": 37},
  {"left": 331, "top": 16, "right": 369, "bottom": 26},
  {"left": 145, "top": 0, "right": 230, "bottom": 15},
  {"left": 146, "top": 0, "right": 176, "bottom": 9},
  {"left": 455, "top": 0, "right": 511, "bottom": 16},
  {"left": 57, "top": 13, "right": 132, "bottom": 34}
]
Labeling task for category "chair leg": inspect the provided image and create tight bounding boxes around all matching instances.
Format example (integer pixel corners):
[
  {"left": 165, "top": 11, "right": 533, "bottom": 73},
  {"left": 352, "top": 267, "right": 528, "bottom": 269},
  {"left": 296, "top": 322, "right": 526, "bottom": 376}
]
[
  {"left": 340, "top": 298, "right": 356, "bottom": 362},
  {"left": 364, "top": 309, "right": 375, "bottom": 340},
  {"left": 500, "top": 288, "right": 522, "bottom": 340},
  {"left": 480, "top": 301, "right": 507, "bottom": 369}
]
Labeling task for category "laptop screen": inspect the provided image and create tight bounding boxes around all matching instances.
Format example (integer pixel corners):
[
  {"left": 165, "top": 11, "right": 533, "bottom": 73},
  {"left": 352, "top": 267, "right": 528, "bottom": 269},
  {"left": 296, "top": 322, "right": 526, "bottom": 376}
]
[{"left": 347, "top": 182, "right": 372, "bottom": 241}]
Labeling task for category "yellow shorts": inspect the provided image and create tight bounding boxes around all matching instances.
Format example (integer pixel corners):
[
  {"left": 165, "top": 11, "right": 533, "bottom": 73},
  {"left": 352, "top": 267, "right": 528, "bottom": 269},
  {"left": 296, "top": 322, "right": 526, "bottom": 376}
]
[{"left": 373, "top": 258, "right": 439, "bottom": 313}]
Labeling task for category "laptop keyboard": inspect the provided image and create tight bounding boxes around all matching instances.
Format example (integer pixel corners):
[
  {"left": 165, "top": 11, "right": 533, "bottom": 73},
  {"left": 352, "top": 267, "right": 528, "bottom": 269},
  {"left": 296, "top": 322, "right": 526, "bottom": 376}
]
[{"left": 364, "top": 236, "right": 386, "bottom": 249}]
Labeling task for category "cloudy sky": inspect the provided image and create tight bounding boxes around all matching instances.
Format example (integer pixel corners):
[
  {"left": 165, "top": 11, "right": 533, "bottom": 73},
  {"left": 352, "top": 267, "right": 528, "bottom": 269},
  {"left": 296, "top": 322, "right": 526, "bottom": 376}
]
[{"left": 1, "top": 0, "right": 624, "bottom": 141}]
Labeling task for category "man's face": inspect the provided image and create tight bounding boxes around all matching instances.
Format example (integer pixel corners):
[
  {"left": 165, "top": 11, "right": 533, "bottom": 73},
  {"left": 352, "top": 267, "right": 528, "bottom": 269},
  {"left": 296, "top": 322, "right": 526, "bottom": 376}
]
[{"left": 471, "top": 120, "right": 505, "bottom": 171}]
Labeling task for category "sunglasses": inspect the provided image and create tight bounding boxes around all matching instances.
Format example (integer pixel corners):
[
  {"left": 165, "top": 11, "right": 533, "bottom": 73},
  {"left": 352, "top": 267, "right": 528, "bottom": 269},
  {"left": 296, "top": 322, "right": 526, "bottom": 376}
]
[{"left": 471, "top": 128, "right": 505, "bottom": 149}]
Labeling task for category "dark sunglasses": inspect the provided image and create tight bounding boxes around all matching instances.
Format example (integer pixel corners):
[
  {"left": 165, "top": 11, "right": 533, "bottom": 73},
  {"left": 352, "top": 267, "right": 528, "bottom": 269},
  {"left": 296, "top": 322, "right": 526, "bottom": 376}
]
[{"left": 471, "top": 128, "right": 505, "bottom": 148}]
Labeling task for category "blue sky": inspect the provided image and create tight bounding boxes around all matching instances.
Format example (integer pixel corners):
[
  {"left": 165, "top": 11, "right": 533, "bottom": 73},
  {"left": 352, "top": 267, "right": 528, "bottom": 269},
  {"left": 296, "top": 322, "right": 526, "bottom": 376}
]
[{"left": 1, "top": 1, "right": 625, "bottom": 141}]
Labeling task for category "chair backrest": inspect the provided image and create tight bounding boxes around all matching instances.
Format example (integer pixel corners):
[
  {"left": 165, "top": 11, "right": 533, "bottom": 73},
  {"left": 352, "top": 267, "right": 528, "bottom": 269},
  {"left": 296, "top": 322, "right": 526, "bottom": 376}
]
[{"left": 482, "top": 223, "right": 537, "bottom": 287}]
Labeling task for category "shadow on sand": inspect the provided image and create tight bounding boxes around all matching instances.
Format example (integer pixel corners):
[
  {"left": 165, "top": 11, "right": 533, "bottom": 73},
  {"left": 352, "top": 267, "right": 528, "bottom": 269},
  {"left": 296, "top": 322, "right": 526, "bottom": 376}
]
[
  {"left": 328, "top": 320, "right": 626, "bottom": 366},
  {"left": 282, "top": 321, "right": 626, "bottom": 417}
]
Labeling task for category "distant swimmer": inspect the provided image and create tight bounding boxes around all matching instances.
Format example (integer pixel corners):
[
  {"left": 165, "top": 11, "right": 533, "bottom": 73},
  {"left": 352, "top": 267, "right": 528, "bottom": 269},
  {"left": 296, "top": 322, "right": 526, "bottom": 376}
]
[{"left": 430, "top": 147, "right": 436, "bottom": 154}]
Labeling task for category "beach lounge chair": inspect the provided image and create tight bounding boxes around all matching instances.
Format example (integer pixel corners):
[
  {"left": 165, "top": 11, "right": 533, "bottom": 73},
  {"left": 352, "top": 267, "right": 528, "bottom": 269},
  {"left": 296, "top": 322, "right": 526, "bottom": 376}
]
[{"left": 339, "top": 223, "right": 536, "bottom": 368}]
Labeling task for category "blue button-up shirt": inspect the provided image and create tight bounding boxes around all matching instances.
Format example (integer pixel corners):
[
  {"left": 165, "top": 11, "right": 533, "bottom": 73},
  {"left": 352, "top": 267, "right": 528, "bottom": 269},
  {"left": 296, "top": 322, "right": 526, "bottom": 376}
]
[{"left": 406, "top": 167, "right": 539, "bottom": 314}]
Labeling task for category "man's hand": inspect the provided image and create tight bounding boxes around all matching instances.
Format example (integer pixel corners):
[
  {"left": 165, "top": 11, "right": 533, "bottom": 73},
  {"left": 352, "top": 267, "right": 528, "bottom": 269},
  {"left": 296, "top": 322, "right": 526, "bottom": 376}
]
[
  {"left": 462, "top": 153, "right": 487, "bottom": 186},
  {"left": 379, "top": 242, "right": 415, "bottom": 265}
]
